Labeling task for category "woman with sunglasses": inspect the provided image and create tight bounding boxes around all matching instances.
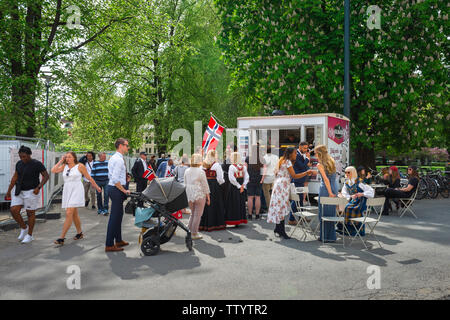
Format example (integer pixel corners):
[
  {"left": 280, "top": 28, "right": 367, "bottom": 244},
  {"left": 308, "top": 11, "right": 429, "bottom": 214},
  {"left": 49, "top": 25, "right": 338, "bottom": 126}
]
[
  {"left": 339, "top": 166, "right": 374, "bottom": 236},
  {"left": 381, "top": 166, "right": 419, "bottom": 215},
  {"left": 51, "top": 151, "right": 101, "bottom": 245}
]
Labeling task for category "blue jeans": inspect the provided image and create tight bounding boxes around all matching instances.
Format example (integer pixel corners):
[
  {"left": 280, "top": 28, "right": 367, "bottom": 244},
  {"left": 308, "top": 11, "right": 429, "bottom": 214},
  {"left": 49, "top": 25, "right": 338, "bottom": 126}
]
[{"left": 95, "top": 180, "right": 109, "bottom": 213}]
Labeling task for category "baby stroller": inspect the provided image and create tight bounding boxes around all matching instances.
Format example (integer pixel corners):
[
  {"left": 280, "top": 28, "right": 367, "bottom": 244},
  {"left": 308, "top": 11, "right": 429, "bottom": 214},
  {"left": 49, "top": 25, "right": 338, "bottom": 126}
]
[{"left": 126, "top": 177, "right": 193, "bottom": 256}]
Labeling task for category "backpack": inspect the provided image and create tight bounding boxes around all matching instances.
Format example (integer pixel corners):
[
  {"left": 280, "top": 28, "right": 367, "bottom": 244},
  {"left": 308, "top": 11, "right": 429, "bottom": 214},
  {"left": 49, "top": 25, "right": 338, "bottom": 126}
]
[{"left": 79, "top": 155, "right": 87, "bottom": 164}]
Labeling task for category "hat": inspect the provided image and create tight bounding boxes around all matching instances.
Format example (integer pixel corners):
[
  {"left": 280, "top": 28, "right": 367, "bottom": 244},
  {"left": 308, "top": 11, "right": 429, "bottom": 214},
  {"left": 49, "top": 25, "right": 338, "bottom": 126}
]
[
  {"left": 390, "top": 166, "right": 398, "bottom": 172},
  {"left": 140, "top": 151, "right": 147, "bottom": 156}
]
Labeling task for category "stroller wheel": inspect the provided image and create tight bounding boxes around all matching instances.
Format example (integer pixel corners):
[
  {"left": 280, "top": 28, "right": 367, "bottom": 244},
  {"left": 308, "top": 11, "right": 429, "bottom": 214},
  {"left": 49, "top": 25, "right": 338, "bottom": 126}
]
[
  {"left": 185, "top": 236, "right": 193, "bottom": 251},
  {"left": 141, "top": 236, "right": 160, "bottom": 256}
]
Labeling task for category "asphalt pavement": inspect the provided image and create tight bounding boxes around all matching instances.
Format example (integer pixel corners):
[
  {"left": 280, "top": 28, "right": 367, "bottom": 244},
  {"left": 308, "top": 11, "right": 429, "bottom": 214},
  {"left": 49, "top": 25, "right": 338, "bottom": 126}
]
[{"left": 0, "top": 197, "right": 449, "bottom": 300}]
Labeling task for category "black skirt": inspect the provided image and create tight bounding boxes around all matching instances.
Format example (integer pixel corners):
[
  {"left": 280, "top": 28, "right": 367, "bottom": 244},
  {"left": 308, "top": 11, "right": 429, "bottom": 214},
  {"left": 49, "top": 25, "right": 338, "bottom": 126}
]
[
  {"left": 224, "top": 178, "right": 247, "bottom": 226},
  {"left": 199, "top": 179, "right": 226, "bottom": 232}
]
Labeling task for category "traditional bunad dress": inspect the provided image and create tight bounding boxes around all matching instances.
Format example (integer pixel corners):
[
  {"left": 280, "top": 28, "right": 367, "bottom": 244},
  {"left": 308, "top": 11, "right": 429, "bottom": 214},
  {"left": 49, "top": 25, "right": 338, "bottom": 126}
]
[
  {"left": 224, "top": 163, "right": 249, "bottom": 226},
  {"left": 199, "top": 162, "right": 226, "bottom": 231},
  {"left": 338, "top": 178, "right": 374, "bottom": 236}
]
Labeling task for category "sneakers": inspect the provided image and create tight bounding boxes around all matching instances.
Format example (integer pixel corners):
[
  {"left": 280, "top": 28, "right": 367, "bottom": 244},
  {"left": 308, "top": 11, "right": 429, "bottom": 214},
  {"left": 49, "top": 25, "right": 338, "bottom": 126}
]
[
  {"left": 18, "top": 226, "right": 29, "bottom": 241},
  {"left": 21, "top": 234, "right": 34, "bottom": 244}
]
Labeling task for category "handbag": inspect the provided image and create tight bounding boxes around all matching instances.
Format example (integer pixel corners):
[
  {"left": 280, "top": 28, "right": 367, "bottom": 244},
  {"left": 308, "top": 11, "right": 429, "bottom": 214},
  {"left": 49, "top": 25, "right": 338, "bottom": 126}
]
[{"left": 124, "top": 198, "right": 137, "bottom": 215}]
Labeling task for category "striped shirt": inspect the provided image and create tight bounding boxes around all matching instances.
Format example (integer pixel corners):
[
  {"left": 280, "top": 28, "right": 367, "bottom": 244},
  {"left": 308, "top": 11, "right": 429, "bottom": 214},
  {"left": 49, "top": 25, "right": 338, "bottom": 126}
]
[{"left": 91, "top": 160, "right": 109, "bottom": 182}]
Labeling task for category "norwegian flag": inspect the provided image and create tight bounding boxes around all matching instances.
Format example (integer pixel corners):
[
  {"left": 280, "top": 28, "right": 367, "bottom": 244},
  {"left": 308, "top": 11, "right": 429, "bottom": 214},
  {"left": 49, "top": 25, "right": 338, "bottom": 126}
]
[
  {"left": 202, "top": 116, "right": 224, "bottom": 154},
  {"left": 143, "top": 168, "right": 156, "bottom": 182},
  {"left": 165, "top": 168, "right": 175, "bottom": 178}
]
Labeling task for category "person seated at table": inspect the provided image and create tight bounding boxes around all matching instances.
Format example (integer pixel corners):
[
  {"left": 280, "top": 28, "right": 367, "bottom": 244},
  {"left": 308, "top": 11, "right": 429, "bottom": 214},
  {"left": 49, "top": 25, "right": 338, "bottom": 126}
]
[
  {"left": 357, "top": 166, "right": 372, "bottom": 184},
  {"left": 338, "top": 166, "right": 375, "bottom": 236},
  {"left": 381, "top": 166, "right": 401, "bottom": 212},
  {"left": 381, "top": 166, "right": 419, "bottom": 216},
  {"left": 381, "top": 167, "right": 389, "bottom": 183}
]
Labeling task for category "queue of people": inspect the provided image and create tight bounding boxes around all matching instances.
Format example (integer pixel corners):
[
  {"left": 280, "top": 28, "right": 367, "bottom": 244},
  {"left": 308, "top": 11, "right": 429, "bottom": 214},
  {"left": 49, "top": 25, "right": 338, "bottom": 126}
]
[{"left": 6, "top": 140, "right": 420, "bottom": 249}]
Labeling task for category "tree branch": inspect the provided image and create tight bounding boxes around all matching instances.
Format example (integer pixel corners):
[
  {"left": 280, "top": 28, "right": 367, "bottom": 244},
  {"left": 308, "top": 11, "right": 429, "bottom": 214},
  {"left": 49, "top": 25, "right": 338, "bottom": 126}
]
[{"left": 42, "top": 16, "right": 133, "bottom": 64}]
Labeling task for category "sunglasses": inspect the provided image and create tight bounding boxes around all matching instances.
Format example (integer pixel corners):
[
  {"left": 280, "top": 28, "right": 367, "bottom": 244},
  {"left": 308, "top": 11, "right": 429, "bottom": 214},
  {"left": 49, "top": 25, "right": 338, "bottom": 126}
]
[
  {"left": 345, "top": 171, "right": 351, "bottom": 174},
  {"left": 66, "top": 168, "right": 71, "bottom": 176}
]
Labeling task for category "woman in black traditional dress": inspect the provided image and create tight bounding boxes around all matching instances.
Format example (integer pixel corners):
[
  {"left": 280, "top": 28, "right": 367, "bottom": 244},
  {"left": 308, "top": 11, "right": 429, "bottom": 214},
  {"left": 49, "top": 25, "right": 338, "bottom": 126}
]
[
  {"left": 199, "top": 150, "right": 226, "bottom": 231},
  {"left": 221, "top": 145, "right": 234, "bottom": 204},
  {"left": 225, "top": 152, "right": 249, "bottom": 227}
]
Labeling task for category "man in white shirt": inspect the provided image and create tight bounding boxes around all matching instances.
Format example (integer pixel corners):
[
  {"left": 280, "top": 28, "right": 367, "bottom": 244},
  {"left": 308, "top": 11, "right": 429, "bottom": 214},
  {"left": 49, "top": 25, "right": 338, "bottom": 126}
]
[
  {"left": 82, "top": 151, "right": 96, "bottom": 209},
  {"left": 262, "top": 147, "right": 279, "bottom": 210},
  {"left": 105, "top": 138, "right": 131, "bottom": 252}
]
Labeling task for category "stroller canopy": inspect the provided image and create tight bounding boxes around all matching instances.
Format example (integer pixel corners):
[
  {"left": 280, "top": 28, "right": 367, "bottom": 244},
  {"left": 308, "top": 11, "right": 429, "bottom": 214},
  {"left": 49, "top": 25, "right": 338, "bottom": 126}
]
[{"left": 142, "top": 177, "right": 185, "bottom": 204}]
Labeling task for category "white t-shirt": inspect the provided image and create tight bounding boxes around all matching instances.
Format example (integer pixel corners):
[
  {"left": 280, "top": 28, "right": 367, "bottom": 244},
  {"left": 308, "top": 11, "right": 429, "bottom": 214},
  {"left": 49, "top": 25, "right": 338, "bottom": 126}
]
[
  {"left": 83, "top": 160, "right": 94, "bottom": 182},
  {"left": 263, "top": 154, "right": 279, "bottom": 184}
]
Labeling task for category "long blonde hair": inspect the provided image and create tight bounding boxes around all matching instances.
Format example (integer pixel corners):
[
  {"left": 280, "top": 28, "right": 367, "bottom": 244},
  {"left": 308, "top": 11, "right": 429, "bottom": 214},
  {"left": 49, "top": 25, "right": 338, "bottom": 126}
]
[
  {"left": 314, "top": 145, "right": 336, "bottom": 174},
  {"left": 203, "top": 150, "right": 217, "bottom": 169},
  {"left": 345, "top": 166, "right": 358, "bottom": 181}
]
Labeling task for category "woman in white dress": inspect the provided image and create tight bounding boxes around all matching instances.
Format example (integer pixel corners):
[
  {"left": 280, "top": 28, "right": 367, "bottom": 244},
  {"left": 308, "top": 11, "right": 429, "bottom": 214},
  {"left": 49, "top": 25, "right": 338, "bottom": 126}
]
[
  {"left": 51, "top": 152, "right": 101, "bottom": 245},
  {"left": 267, "top": 147, "right": 313, "bottom": 239}
]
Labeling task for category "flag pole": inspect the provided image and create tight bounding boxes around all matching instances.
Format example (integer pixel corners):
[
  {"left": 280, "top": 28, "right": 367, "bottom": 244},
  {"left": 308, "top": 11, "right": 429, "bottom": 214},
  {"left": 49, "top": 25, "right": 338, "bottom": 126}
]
[
  {"left": 151, "top": 177, "right": 168, "bottom": 201},
  {"left": 210, "top": 112, "right": 228, "bottom": 129},
  {"left": 147, "top": 165, "right": 168, "bottom": 201}
]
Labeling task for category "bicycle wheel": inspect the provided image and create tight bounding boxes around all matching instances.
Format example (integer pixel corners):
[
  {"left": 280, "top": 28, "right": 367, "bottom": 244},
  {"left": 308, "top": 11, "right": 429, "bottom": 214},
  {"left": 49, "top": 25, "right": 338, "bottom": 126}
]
[
  {"left": 426, "top": 177, "right": 439, "bottom": 199},
  {"left": 416, "top": 179, "right": 428, "bottom": 200}
]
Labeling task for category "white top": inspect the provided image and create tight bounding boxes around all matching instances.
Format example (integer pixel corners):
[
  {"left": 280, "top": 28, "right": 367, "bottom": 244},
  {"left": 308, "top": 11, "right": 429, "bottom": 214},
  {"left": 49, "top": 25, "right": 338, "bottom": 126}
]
[
  {"left": 62, "top": 164, "right": 85, "bottom": 208},
  {"left": 83, "top": 160, "right": 94, "bottom": 182},
  {"left": 141, "top": 158, "right": 148, "bottom": 171},
  {"left": 228, "top": 164, "right": 249, "bottom": 189},
  {"left": 202, "top": 163, "right": 225, "bottom": 185},
  {"left": 184, "top": 167, "right": 210, "bottom": 202},
  {"left": 341, "top": 179, "right": 375, "bottom": 200},
  {"left": 263, "top": 154, "right": 279, "bottom": 184},
  {"left": 297, "top": 149, "right": 309, "bottom": 161},
  {"left": 108, "top": 152, "right": 127, "bottom": 186}
]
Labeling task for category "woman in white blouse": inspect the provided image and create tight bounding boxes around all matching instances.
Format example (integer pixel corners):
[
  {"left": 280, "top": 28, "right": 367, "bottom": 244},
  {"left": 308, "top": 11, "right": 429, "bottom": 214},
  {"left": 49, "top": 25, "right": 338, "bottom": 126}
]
[
  {"left": 224, "top": 152, "right": 249, "bottom": 227},
  {"left": 338, "top": 166, "right": 374, "bottom": 236},
  {"left": 199, "top": 150, "right": 226, "bottom": 232},
  {"left": 184, "top": 153, "right": 210, "bottom": 240}
]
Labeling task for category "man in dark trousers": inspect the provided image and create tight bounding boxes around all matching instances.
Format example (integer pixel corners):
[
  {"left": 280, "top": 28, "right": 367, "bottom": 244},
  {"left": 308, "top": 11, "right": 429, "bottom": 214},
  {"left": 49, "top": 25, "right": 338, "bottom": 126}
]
[
  {"left": 105, "top": 138, "right": 131, "bottom": 252},
  {"left": 132, "top": 152, "right": 148, "bottom": 193},
  {"left": 288, "top": 141, "right": 310, "bottom": 225}
]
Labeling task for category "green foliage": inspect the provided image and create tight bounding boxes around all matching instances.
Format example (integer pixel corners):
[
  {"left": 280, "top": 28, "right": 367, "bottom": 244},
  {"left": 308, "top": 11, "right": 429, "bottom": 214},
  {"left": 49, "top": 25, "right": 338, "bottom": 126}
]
[
  {"left": 52, "top": 0, "right": 261, "bottom": 153},
  {"left": 215, "top": 0, "right": 449, "bottom": 154}
]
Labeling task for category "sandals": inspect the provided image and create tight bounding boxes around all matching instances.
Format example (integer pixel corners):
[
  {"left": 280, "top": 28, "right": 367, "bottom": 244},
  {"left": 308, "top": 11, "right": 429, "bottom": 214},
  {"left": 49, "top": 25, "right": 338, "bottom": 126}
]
[
  {"left": 54, "top": 238, "right": 65, "bottom": 245},
  {"left": 73, "top": 232, "right": 84, "bottom": 240},
  {"left": 54, "top": 232, "right": 83, "bottom": 246}
]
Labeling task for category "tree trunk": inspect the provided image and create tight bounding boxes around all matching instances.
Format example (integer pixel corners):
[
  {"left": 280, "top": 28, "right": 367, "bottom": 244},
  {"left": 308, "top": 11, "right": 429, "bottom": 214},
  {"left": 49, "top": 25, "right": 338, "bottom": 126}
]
[{"left": 354, "top": 142, "right": 376, "bottom": 171}]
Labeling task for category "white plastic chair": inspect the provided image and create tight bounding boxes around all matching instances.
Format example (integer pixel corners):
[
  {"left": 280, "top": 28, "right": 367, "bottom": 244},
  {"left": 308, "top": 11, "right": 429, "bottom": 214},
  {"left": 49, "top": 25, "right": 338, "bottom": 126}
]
[
  {"left": 289, "top": 184, "right": 318, "bottom": 240},
  {"left": 397, "top": 187, "right": 418, "bottom": 219},
  {"left": 349, "top": 197, "right": 385, "bottom": 249},
  {"left": 319, "top": 197, "right": 350, "bottom": 247},
  {"left": 296, "top": 186, "right": 318, "bottom": 211}
]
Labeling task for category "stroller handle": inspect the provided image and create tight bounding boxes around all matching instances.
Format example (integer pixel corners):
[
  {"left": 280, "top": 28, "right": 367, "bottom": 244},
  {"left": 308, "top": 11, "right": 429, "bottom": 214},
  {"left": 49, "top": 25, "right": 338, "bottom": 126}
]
[{"left": 128, "top": 192, "right": 158, "bottom": 205}]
